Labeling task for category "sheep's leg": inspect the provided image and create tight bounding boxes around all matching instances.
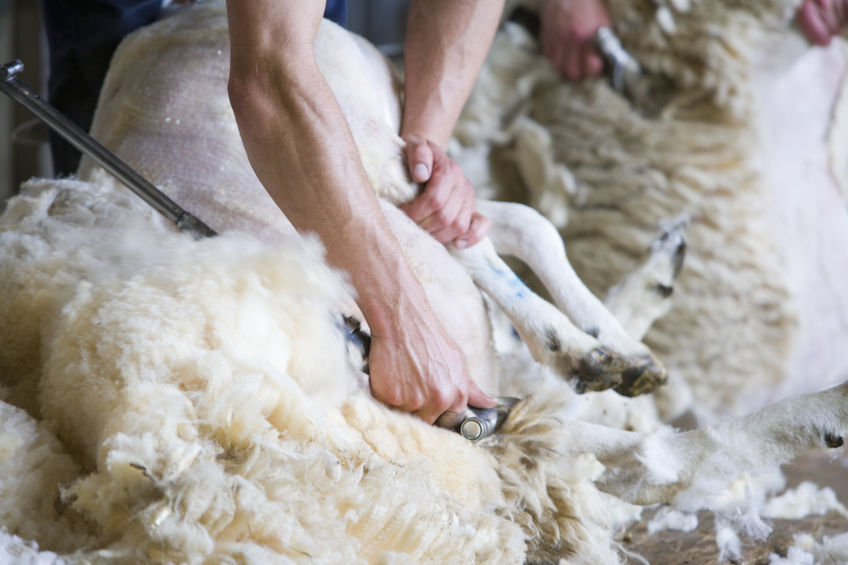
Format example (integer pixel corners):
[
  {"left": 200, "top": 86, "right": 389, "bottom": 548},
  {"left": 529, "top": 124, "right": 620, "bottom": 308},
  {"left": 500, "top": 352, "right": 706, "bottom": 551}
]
[
  {"left": 475, "top": 200, "right": 668, "bottom": 396},
  {"left": 452, "top": 238, "right": 635, "bottom": 393},
  {"left": 565, "top": 381, "right": 848, "bottom": 506},
  {"left": 603, "top": 214, "right": 688, "bottom": 340}
]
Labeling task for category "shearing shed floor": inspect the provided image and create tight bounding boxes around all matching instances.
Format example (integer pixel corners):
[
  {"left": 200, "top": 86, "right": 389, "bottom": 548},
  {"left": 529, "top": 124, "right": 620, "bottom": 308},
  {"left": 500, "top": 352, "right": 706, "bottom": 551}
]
[{"left": 622, "top": 452, "right": 848, "bottom": 564}]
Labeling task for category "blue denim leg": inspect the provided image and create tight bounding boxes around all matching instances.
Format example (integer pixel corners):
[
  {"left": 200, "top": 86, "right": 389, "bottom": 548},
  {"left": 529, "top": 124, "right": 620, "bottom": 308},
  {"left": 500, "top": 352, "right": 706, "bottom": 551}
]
[
  {"left": 42, "top": 0, "right": 162, "bottom": 175},
  {"left": 324, "top": 0, "right": 347, "bottom": 26}
]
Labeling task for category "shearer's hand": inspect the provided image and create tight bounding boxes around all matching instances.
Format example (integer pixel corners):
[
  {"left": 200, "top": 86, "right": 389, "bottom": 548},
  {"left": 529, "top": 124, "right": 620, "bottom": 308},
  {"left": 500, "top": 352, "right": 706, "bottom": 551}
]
[
  {"left": 540, "top": 0, "right": 611, "bottom": 81},
  {"left": 400, "top": 135, "right": 490, "bottom": 249},
  {"left": 367, "top": 293, "right": 497, "bottom": 424},
  {"left": 797, "top": 0, "right": 848, "bottom": 46}
]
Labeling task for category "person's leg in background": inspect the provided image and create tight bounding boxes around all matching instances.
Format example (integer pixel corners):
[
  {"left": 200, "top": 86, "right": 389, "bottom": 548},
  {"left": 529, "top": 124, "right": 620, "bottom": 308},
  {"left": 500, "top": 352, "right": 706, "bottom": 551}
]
[
  {"left": 324, "top": 0, "right": 347, "bottom": 26},
  {"left": 41, "top": 0, "right": 162, "bottom": 176}
]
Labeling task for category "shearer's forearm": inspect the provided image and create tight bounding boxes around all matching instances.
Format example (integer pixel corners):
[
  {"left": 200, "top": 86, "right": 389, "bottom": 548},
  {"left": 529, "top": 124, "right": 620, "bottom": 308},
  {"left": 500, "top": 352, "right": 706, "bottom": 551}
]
[
  {"left": 226, "top": 2, "right": 428, "bottom": 334},
  {"left": 401, "top": 0, "right": 505, "bottom": 146}
]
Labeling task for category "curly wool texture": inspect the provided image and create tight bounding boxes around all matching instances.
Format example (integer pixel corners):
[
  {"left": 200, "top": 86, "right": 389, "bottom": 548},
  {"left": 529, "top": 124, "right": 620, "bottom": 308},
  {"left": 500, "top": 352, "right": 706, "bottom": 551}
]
[
  {"left": 0, "top": 177, "right": 645, "bottom": 563},
  {"left": 0, "top": 399, "right": 90, "bottom": 556},
  {"left": 455, "top": 0, "right": 807, "bottom": 418}
]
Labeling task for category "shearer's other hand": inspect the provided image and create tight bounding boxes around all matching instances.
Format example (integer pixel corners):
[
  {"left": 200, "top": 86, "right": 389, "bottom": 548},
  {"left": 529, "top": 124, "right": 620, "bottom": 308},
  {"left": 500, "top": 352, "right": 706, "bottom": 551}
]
[
  {"left": 367, "top": 297, "right": 497, "bottom": 424},
  {"left": 400, "top": 135, "right": 490, "bottom": 249},
  {"left": 540, "top": 0, "right": 611, "bottom": 81},
  {"left": 797, "top": 0, "right": 848, "bottom": 46}
]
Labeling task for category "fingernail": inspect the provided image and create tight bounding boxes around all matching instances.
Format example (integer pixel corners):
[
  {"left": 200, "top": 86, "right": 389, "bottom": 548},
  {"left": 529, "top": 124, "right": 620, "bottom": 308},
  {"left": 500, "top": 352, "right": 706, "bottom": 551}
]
[
  {"left": 455, "top": 238, "right": 468, "bottom": 249},
  {"left": 413, "top": 163, "right": 429, "bottom": 180}
]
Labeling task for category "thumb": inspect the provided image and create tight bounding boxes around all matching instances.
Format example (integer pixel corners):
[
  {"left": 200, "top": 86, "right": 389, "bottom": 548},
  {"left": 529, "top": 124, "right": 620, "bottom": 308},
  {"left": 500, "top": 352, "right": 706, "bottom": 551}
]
[
  {"left": 467, "top": 381, "right": 498, "bottom": 409},
  {"left": 405, "top": 135, "right": 434, "bottom": 183},
  {"left": 798, "top": 1, "right": 833, "bottom": 45}
]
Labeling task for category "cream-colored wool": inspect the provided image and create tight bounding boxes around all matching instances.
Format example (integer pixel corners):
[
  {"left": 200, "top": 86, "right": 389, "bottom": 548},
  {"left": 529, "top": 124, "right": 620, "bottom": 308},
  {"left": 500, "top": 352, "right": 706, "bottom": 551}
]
[
  {"left": 1, "top": 176, "right": 648, "bottom": 563},
  {"left": 769, "top": 532, "right": 848, "bottom": 564},
  {"left": 454, "top": 0, "right": 848, "bottom": 418},
  {"left": 0, "top": 178, "right": 525, "bottom": 562},
  {"left": 0, "top": 396, "right": 92, "bottom": 554}
]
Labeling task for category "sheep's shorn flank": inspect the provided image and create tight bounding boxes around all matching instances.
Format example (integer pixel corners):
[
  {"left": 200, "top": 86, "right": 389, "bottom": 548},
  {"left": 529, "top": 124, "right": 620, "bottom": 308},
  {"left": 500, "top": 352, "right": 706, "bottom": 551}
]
[{"left": 2, "top": 1, "right": 848, "bottom": 563}]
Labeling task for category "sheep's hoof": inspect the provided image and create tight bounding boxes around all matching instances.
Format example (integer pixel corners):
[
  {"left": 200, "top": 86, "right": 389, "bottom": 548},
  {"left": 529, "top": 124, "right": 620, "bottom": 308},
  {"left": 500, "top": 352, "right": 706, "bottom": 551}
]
[
  {"left": 614, "top": 355, "right": 667, "bottom": 397},
  {"left": 825, "top": 433, "right": 844, "bottom": 448},
  {"left": 574, "top": 347, "right": 625, "bottom": 393}
]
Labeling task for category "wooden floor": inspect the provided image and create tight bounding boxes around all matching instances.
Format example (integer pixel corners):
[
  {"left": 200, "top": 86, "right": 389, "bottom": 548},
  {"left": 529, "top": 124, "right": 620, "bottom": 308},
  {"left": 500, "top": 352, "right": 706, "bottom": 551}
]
[{"left": 620, "top": 453, "right": 848, "bottom": 564}]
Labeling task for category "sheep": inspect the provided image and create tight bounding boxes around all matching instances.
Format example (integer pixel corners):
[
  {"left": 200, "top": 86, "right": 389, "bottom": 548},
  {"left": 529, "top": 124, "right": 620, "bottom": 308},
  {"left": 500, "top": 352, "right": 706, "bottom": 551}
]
[
  {"left": 454, "top": 0, "right": 848, "bottom": 421},
  {"left": 0, "top": 0, "right": 847, "bottom": 563},
  {"left": 78, "top": 1, "right": 669, "bottom": 397}
]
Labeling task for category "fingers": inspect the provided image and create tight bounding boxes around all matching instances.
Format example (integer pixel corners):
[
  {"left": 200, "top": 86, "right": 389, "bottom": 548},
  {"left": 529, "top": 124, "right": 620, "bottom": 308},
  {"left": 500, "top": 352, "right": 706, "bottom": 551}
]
[
  {"left": 404, "top": 134, "right": 434, "bottom": 183},
  {"left": 403, "top": 141, "right": 462, "bottom": 222},
  {"left": 433, "top": 409, "right": 468, "bottom": 429},
  {"left": 582, "top": 44, "right": 604, "bottom": 78},
  {"left": 429, "top": 380, "right": 496, "bottom": 430},
  {"left": 372, "top": 376, "right": 458, "bottom": 425},
  {"left": 416, "top": 401, "right": 458, "bottom": 426},
  {"left": 546, "top": 27, "right": 605, "bottom": 81},
  {"left": 565, "top": 39, "right": 584, "bottom": 81},
  {"left": 540, "top": 0, "right": 610, "bottom": 81},
  {"left": 410, "top": 378, "right": 468, "bottom": 425},
  {"left": 796, "top": 0, "right": 848, "bottom": 45},
  {"left": 455, "top": 212, "right": 490, "bottom": 249},
  {"left": 467, "top": 381, "right": 498, "bottom": 409},
  {"left": 401, "top": 138, "right": 488, "bottom": 247},
  {"left": 541, "top": 21, "right": 568, "bottom": 75},
  {"left": 798, "top": 0, "right": 834, "bottom": 45},
  {"left": 424, "top": 186, "right": 473, "bottom": 244}
]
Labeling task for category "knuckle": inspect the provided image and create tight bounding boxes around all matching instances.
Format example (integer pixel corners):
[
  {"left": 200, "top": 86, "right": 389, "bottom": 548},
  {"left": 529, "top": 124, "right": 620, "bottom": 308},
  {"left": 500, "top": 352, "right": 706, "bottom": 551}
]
[
  {"left": 414, "top": 144, "right": 430, "bottom": 161},
  {"left": 404, "top": 133, "right": 422, "bottom": 145},
  {"left": 428, "top": 387, "right": 449, "bottom": 409},
  {"left": 410, "top": 391, "right": 427, "bottom": 411},
  {"left": 434, "top": 231, "right": 454, "bottom": 244},
  {"left": 380, "top": 387, "right": 403, "bottom": 407},
  {"left": 435, "top": 208, "right": 453, "bottom": 225},
  {"left": 428, "top": 190, "right": 448, "bottom": 210},
  {"left": 458, "top": 215, "right": 472, "bottom": 234}
]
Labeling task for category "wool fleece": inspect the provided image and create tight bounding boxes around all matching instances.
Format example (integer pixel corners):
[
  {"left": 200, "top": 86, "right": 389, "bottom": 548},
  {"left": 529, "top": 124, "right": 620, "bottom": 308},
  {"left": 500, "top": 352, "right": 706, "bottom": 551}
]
[{"left": 0, "top": 175, "right": 645, "bottom": 563}]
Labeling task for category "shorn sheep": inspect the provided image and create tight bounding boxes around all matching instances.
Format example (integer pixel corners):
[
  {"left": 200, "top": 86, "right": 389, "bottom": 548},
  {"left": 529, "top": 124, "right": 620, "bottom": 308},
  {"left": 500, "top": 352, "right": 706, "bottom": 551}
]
[
  {"left": 0, "top": 1, "right": 847, "bottom": 563},
  {"left": 455, "top": 0, "right": 848, "bottom": 421}
]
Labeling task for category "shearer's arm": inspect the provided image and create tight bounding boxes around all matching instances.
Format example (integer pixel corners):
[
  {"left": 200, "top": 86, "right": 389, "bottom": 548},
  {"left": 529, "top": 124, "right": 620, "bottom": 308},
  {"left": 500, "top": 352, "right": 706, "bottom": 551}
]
[
  {"left": 224, "top": 0, "right": 495, "bottom": 423},
  {"left": 398, "top": 0, "right": 504, "bottom": 248}
]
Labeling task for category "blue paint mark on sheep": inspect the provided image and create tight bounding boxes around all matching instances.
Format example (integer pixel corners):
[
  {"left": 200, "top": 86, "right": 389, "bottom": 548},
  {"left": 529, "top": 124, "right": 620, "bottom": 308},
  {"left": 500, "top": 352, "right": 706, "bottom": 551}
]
[{"left": 491, "top": 264, "right": 529, "bottom": 302}]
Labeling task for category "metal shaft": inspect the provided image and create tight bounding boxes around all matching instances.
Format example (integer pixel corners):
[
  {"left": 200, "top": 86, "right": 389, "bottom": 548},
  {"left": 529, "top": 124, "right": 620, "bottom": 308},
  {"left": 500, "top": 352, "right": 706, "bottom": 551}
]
[
  {"left": 594, "top": 27, "right": 642, "bottom": 97},
  {"left": 0, "top": 60, "right": 216, "bottom": 239},
  {"left": 436, "top": 397, "right": 520, "bottom": 442}
]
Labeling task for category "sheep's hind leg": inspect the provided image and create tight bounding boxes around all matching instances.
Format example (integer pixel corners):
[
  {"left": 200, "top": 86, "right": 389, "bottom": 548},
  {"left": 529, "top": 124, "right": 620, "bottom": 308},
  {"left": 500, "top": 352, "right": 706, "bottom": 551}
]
[
  {"left": 569, "top": 380, "right": 848, "bottom": 506},
  {"left": 452, "top": 238, "right": 631, "bottom": 392},
  {"left": 476, "top": 200, "right": 671, "bottom": 396}
]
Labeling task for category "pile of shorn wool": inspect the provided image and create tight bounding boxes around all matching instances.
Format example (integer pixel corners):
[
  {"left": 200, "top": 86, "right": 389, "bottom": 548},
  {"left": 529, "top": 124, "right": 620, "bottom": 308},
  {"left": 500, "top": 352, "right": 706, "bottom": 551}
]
[{"left": 0, "top": 174, "right": 645, "bottom": 563}]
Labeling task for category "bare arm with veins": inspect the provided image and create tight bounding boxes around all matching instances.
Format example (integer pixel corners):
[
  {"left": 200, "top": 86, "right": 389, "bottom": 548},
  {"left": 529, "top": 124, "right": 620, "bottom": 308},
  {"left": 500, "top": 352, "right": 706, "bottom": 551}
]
[
  {"left": 224, "top": 0, "right": 495, "bottom": 423},
  {"left": 399, "top": 0, "right": 504, "bottom": 249}
]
